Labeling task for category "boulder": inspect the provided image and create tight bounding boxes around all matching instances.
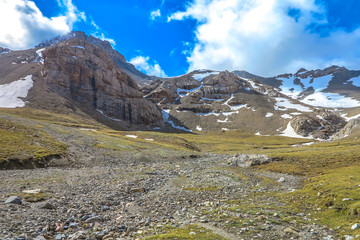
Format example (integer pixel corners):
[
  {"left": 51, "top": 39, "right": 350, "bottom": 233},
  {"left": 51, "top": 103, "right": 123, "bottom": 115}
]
[{"left": 228, "top": 154, "right": 273, "bottom": 168}]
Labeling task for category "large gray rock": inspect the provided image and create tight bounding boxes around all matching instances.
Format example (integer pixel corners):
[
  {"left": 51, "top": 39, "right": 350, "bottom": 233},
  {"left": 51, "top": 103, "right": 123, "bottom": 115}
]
[{"left": 228, "top": 154, "right": 273, "bottom": 168}]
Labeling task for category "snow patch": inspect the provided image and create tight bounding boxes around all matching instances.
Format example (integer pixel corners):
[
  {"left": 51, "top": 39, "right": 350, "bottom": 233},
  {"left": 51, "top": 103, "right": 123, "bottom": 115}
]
[
  {"left": 196, "top": 111, "right": 221, "bottom": 117},
  {"left": 224, "top": 94, "right": 250, "bottom": 111},
  {"left": 177, "top": 84, "right": 203, "bottom": 97},
  {"left": 341, "top": 113, "right": 360, "bottom": 121},
  {"left": 281, "top": 114, "right": 293, "bottom": 119},
  {"left": 303, "top": 92, "right": 360, "bottom": 108},
  {"left": 274, "top": 97, "right": 312, "bottom": 112},
  {"left": 281, "top": 122, "right": 313, "bottom": 139},
  {"left": 72, "top": 45, "right": 85, "bottom": 49},
  {"left": 34, "top": 48, "right": 45, "bottom": 64},
  {"left": 0, "top": 75, "right": 33, "bottom": 108},
  {"left": 96, "top": 109, "right": 123, "bottom": 122},
  {"left": 162, "top": 109, "right": 192, "bottom": 132},
  {"left": 265, "top": 113, "right": 274, "bottom": 118},
  {"left": 196, "top": 125, "right": 203, "bottom": 131},
  {"left": 192, "top": 72, "right": 217, "bottom": 81},
  {"left": 125, "top": 135, "right": 138, "bottom": 139},
  {"left": 217, "top": 118, "right": 228, "bottom": 123}
]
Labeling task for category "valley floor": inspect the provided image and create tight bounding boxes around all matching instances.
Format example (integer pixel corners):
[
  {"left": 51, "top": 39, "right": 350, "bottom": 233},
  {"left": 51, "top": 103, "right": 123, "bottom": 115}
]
[
  {"left": 0, "top": 155, "right": 335, "bottom": 240},
  {"left": 0, "top": 108, "right": 359, "bottom": 239}
]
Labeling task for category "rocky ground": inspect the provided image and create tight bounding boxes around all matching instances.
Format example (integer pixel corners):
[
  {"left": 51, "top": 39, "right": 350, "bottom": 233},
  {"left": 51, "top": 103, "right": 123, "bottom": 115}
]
[
  {"left": 0, "top": 113, "right": 339, "bottom": 240},
  {"left": 0, "top": 154, "right": 338, "bottom": 240}
]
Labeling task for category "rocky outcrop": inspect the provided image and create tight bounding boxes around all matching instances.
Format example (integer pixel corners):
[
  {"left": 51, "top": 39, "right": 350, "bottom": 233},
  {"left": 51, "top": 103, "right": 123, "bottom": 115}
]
[
  {"left": 201, "top": 71, "right": 244, "bottom": 99},
  {"left": 42, "top": 37, "right": 163, "bottom": 126},
  {"left": 334, "top": 118, "right": 360, "bottom": 139},
  {"left": 290, "top": 110, "right": 346, "bottom": 139},
  {"left": 228, "top": 154, "right": 273, "bottom": 168},
  {"left": 295, "top": 65, "right": 347, "bottom": 79}
]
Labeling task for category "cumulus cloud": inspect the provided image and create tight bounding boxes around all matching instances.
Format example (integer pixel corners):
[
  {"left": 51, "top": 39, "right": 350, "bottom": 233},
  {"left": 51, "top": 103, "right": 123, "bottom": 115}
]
[
  {"left": 150, "top": 9, "right": 161, "bottom": 20},
  {"left": 0, "top": 0, "right": 85, "bottom": 50},
  {"left": 130, "top": 56, "right": 167, "bottom": 77},
  {"left": 168, "top": 0, "right": 360, "bottom": 76}
]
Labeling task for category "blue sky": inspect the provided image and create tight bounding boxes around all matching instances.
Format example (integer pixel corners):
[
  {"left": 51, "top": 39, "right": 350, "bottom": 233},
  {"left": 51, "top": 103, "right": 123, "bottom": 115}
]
[{"left": 1, "top": 0, "right": 360, "bottom": 77}]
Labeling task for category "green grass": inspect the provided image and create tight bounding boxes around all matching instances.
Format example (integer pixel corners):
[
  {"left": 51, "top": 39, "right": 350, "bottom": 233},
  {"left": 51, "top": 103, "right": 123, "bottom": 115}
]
[
  {"left": 0, "top": 118, "right": 66, "bottom": 167},
  {"left": 1, "top": 107, "right": 360, "bottom": 236},
  {"left": 283, "top": 166, "right": 360, "bottom": 236},
  {"left": 144, "top": 224, "right": 226, "bottom": 240}
]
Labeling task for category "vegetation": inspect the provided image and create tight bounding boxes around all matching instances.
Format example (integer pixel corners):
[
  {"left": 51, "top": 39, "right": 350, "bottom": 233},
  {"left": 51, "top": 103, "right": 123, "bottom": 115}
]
[
  {"left": 0, "top": 118, "right": 66, "bottom": 167},
  {"left": 144, "top": 224, "right": 226, "bottom": 240},
  {"left": 1, "top": 107, "right": 359, "bottom": 236}
]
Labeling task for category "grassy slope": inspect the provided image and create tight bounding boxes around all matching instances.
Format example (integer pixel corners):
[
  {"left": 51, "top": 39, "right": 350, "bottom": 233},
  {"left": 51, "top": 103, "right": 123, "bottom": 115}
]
[
  {"left": 0, "top": 118, "right": 66, "bottom": 167},
  {"left": 0, "top": 107, "right": 359, "bottom": 237}
]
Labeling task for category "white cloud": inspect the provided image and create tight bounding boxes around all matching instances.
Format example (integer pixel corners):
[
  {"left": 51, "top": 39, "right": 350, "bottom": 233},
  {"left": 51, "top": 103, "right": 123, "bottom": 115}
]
[
  {"left": 168, "top": 0, "right": 360, "bottom": 76},
  {"left": 150, "top": 9, "right": 161, "bottom": 20},
  {"left": 0, "top": 0, "right": 85, "bottom": 50},
  {"left": 90, "top": 20, "right": 116, "bottom": 46},
  {"left": 130, "top": 56, "right": 167, "bottom": 77}
]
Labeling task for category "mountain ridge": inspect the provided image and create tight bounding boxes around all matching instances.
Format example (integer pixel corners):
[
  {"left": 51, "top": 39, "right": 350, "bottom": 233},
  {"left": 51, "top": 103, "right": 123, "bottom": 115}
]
[{"left": 1, "top": 31, "right": 360, "bottom": 139}]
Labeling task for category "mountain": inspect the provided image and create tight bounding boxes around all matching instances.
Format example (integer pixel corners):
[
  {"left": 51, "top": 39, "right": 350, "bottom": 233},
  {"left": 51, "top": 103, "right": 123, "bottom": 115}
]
[
  {"left": 1, "top": 31, "right": 360, "bottom": 139},
  {"left": 36, "top": 31, "right": 154, "bottom": 86},
  {"left": 0, "top": 32, "right": 163, "bottom": 130},
  {"left": 142, "top": 67, "right": 360, "bottom": 139}
]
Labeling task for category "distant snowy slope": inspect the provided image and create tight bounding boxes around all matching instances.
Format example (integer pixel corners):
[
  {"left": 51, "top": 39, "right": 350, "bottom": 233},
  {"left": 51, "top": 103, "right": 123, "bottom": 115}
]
[{"left": 0, "top": 75, "right": 33, "bottom": 108}]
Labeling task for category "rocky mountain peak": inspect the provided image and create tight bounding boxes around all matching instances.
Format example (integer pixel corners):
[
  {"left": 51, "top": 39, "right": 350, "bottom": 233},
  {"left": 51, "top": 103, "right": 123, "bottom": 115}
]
[
  {"left": 39, "top": 35, "right": 163, "bottom": 127},
  {"left": 295, "top": 65, "right": 348, "bottom": 79},
  {"left": 36, "top": 31, "right": 151, "bottom": 85}
]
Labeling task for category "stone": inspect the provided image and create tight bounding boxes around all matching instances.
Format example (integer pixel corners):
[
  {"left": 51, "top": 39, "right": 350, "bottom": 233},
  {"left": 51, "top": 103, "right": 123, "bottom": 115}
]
[
  {"left": 69, "top": 222, "right": 80, "bottom": 228},
  {"left": 69, "top": 231, "right": 86, "bottom": 240},
  {"left": 22, "top": 189, "right": 42, "bottom": 194},
  {"left": 344, "top": 235, "right": 354, "bottom": 240},
  {"left": 284, "top": 227, "right": 298, "bottom": 235},
  {"left": 103, "top": 206, "right": 110, "bottom": 211},
  {"left": 228, "top": 154, "right": 273, "bottom": 168},
  {"left": 38, "top": 202, "right": 56, "bottom": 210},
  {"left": 85, "top": 216, "right": 103, "bottom": 223},
  {"left": 189, "top": 232, "right": 196, "bottom": 235},
  {"left": 81, "top": 214, "right": 93, "bottom": 221},
  {"left": 55, "top": 234, "right": 66, "bottom": 240},
  {"left": 351, "top": 223, "right": 359, "bottom": 230},
  {"left": 55, "top": 222, "right": 65, "bottom": 232},
  {"left": 277, "top": 177, "right": 285, "bottom": 183},
  {"left": 4, "top": 196, "right": 22, "bottom": 205},
  {"left": 130, "top": 188, "right": 146, "bottom": 193},
  {"left": 34, "top": 236, "right": 46, "bottom": 240}
]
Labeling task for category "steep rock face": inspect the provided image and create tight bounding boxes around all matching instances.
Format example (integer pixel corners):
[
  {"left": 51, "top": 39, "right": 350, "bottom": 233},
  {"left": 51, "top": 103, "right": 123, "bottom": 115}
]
[
  {"left": 42, "top": 38, "right": 163, "bottom": 126},
  {"left": 37, "top": 31, "right": 153, "bottom": 85}
]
